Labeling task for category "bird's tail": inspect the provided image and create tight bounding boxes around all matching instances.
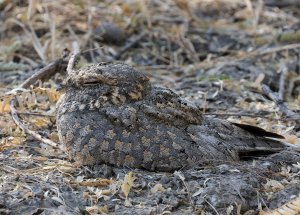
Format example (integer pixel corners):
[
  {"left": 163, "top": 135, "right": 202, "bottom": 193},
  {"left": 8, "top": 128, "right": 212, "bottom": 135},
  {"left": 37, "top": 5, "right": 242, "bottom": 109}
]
[{"left": 187, "top": 117, "right": 287, "bottom": 161}]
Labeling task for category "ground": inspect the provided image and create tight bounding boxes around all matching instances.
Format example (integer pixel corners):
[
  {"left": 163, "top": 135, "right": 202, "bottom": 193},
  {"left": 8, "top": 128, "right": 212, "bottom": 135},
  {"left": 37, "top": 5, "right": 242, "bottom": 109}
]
[{"left": 0, "top": 1, "right": 300, "bottom": 214}]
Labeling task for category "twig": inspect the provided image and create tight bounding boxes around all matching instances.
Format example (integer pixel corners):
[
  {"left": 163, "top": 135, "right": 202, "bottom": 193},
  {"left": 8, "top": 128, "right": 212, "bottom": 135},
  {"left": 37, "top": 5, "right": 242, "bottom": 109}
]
[
  {"left": 288, "top": 76, "right": 300, "bottom": 98},
  {"left": 10, "top": 98, "right": 59, "bottom": 148},
  {"left": 278, "top": 61, "right": 288, "bottom": 100},
  {"left": 207, "top": 43, "right": 300, "bottom": 74},
  {"left": 204, "top": 199, "right": 220, "bottom": 215},
  {"left": 174, "top": 171, "right": 193, "bottom": 207},
  {"left": 256, "top": 43, "right": 300, "bottom": 56},
  {"left": 203, "top": 112, "right": 291, "bottom": 121},
  {"left": 264, "top": 0, "right": 300, "bottom": 7},
  {"left": 67, "top": 50, "right": 81, "bottom": 75},
  {"left": 114, "top": 31, "right": 147, "bottom": 60},
  {"left": 261, "top": 84, "right": 300, "bottom": 123},
  {"left": 0, "top": 112, "right": 55, "bottom": 117},
  {"left": 253, "top": 0, "right": 263, "bottom": 28},
  {"left": 21, "top": 51, "right": 69, "bottom": 88},
  {"left": 136, "top": 65, "right": 181, "bottom": 70},
  {"left": 9, "top": 52, "right": 69, "bottom": 150}
]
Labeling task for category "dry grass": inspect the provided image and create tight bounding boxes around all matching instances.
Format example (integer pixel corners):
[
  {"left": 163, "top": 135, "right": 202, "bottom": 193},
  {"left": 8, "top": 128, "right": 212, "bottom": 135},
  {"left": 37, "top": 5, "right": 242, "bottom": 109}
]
[{"left": 0, "top": 0, "right": 300, "bottom": 214}]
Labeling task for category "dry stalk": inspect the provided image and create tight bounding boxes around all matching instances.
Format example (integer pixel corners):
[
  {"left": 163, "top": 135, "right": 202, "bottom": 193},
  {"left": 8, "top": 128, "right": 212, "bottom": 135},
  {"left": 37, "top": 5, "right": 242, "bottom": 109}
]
[
  {"left": 262, "top": 84, "right": 300, "bottom": 124},
  {"left": 114, "top": 31, "right": 147, "bottom": 60},
  {"left": 278, "top": 61, "right": 288, "bottom": 100},
  {"left": 9, "top": 51, "right": 69, "bottom": 151}
]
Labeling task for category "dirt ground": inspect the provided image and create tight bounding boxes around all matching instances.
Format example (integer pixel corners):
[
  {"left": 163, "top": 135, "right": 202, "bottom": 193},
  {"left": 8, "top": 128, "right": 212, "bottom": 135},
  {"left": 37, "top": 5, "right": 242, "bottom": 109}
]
[{"left": 0, "top": 1, "right": 300, "bottom": 214}]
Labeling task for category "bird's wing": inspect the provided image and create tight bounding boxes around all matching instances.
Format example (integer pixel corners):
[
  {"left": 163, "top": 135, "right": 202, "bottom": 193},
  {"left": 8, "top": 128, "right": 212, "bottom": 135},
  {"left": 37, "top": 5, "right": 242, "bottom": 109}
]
[
  {"left": 188, "top": 117, "right": 285, "bottom": 159},
  {"left": 137, "top": 86, "right": 285, "bottom": 159},
  {"left": 232, "top": 123, "right": 284, "bottom": 139},
  {"left": 201, "top": 117, "right": 285, "bottom": 140},
  {"left": 140, "top": 86, "right": 203, "bottom": 126}
]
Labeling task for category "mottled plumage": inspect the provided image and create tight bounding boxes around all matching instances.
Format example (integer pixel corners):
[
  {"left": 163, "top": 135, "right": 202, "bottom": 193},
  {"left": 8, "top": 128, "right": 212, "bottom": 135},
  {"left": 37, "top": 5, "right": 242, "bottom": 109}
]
[{"left": 57, "top": 62, "right": 285, "bottom": 171}]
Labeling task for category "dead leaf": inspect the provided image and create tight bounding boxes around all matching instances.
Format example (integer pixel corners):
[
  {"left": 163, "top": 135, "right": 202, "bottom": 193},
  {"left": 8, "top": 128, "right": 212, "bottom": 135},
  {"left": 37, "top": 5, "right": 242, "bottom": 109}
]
[
  {"left": 0, "top": 136, "right": 25, "bottom": 151},
  {"left": 284, "top": 134, "right": 300, "bottom": 145},
  {"left": 263, "top": 179, "right": 285, "bottom": 192},
  {"left": 49, "top": 132, "right": 60, "bottom": 142},
  {"left": 150, "top": 183, "right": 165, "bottom": 194},
  {"left": 79, "top": 179, "right": 113, "bottom": 187},
  {"left": 83, "top": 192, "right": 90, "bottom": 200},
  {"left": 0, "top": 100, "right": 10, "bottom": 113},
  {"left": 34, "top": 87, "right": 61, "bottom": 102},
  {"left": 33, "top": 156, "right": 48, "bottom": 162},
  {"left": 86, "top": 205, "right": 108, "bottom": 215},
  {"left": 23, "top": 191, "right": 33, "bottom": 199},
  {"left": 259, "top": 196, "right": 300, "bottom": 215},
  {"left": 0, "top": 119, "right": 16, "bottom": 129},
  {"left": 121, "top": 171, "right": 134, "bottom": 199},
  {"left": 57, "top": 165, "right": 77, "bottom": 173},
  {"left": 46, "top": 88, "right": 61, "bottom": 102},
  {"left": 31, "top": 118, "right": 51, "bottom": 128},
  {"left": 226, "top": 205, "right": 234, "bottom": 215},
  {"left": 124, "top": 198, "right": 132, "bottom": 207}
]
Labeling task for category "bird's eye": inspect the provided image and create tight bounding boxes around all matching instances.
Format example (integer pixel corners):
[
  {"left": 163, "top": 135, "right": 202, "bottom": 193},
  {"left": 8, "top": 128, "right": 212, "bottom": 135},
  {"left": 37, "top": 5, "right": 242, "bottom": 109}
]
[{"left": 83, "top": 81, "right": 101, "bottom": 86}]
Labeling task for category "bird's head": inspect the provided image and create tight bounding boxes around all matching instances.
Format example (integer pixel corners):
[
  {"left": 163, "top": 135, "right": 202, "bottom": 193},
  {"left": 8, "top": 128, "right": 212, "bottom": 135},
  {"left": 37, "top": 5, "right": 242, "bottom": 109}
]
[{"left": 65, "top": 62, "right": 151, "bottom": 102}]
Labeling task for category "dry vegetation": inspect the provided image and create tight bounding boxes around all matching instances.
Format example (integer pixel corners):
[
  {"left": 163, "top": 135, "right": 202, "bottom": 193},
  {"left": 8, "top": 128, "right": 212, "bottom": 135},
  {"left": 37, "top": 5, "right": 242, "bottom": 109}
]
[{"left": 0, "top": 0, "right": 300, "bottom": 214}]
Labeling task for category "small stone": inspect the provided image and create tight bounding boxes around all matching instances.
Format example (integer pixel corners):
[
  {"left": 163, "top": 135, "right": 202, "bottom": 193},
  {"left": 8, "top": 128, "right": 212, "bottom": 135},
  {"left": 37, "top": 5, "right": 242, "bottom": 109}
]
[{"left": 94, "top": 21, "right": 125, "bottom": 45}]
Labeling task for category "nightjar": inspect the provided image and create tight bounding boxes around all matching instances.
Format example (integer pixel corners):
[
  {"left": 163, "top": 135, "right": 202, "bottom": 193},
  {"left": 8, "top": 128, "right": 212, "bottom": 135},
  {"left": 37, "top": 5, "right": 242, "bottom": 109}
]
[{"left": 56, "top": 58, "right": 285, "bottom": 171}]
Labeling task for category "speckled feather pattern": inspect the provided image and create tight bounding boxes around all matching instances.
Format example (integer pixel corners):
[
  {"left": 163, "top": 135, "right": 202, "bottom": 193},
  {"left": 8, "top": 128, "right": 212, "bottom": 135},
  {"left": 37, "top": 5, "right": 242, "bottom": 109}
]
[{"left": 57, "top": 63, "right": 284, "bottom": 171}]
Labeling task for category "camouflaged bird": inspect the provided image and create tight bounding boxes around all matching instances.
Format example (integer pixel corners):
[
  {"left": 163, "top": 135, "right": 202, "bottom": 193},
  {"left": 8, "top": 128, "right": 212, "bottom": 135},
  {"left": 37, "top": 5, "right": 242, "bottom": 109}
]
[{"left": 56, "top": 59, "right": 285, "bottom": 171}]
